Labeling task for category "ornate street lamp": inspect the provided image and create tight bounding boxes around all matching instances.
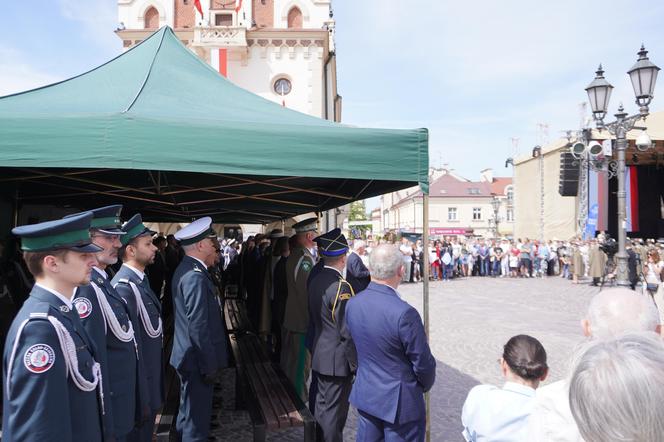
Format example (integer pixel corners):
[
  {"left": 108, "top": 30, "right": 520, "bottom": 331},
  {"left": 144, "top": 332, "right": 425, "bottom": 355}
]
[
  {"left": 491, "top": 197, "right": 501, "bottom": 237},
  {"left": 585, "top": 45, "right": 659, "bottom": 286}
]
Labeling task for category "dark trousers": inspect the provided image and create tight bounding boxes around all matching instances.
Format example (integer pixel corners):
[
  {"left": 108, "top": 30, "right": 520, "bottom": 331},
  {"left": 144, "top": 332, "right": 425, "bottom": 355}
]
[
  {"left": 315, "top": 374, "right": 352, "bottom": 442},
  {"left": 357, "top": 410, "right": 425, "bottom": 442},
  {"left": 127, "top": 410, "right": 157, "bottom": 442},
  {"left": 309, "top": 370, "right": 319, "bottom": 415},
  {"left": 479, "top": 257, "right": 489, "bottom": 276},
  {"left": 176, "top": 370, "right": 214, "bottom": 442}
]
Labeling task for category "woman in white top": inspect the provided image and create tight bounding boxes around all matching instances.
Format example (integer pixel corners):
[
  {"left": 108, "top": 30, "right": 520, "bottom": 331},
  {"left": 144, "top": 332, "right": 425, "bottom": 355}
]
[{"left": 462, "top": 335, "right": 549, "bottom": 442}]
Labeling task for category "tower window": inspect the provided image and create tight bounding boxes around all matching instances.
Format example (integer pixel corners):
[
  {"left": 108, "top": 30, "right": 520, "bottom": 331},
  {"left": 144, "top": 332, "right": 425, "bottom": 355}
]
[
  {"left": 287, "top": 7, "right": 302, "bottom": 28},
  {"left": 215, "top": 13, "right": 233, "bottom": 26},
  {"left": 273, "top": 78, "right": 292, "bottom": 95},
  {"left": 144, "top": 6, "right": 159, "bottom": 29}
]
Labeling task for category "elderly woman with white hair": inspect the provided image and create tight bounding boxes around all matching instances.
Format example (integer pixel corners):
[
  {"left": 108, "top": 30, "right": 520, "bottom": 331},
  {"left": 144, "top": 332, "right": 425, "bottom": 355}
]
[{"left": 569, "top": 332, "right": 664, "bottom": 442}]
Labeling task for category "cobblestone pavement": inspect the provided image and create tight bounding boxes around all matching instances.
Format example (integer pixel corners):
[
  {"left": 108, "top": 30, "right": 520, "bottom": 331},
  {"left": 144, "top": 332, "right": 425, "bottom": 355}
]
[{"left": 212, "top": 276, "right": 602, "bottom": 441}]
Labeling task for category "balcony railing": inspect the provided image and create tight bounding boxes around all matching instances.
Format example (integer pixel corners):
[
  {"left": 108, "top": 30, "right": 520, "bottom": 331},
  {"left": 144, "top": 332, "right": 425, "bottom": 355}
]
[{"left": 194, "top": 26, "right": 247, "bottom": 47}]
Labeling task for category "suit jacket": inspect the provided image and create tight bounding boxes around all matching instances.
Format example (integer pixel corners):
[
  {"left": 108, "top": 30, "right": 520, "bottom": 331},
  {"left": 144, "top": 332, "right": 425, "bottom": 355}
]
[
  {"left": 74, "top": 268, "right": 138, "bottom": 438},
  {"left": 346, "top": 252, "right": 370, "bottom": 293},
  {"left": 112, "top": 265, "right": 164, "bottom": 413},
  {"left": 169, "top": 256, "right": 228, "bottom": 376},
  {"left": 308, "top": 267, "right": 357, "bottom": 377},
  {"left": 346, "top": 282, "right": 436, "bottom": 425},
  {"left": 2, "top": 285, "right": 103, "bottom": 441},
  {"left": 283, "top": 247, "right": 315, "bottom": 333}
]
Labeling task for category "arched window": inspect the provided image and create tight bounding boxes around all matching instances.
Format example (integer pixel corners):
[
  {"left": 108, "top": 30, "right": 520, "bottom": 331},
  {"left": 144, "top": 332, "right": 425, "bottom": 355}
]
[
  {"left": 144, "top": 6, "right": 160, "bottom": 29},
  {"left": 287, "top": 7, "right": 302, "bottom": 28}
]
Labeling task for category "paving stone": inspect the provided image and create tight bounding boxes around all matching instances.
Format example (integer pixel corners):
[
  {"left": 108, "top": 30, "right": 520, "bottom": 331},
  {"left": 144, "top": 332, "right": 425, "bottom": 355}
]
[{"left": 210, "top": 276, "right": 601, "bottom": 441}]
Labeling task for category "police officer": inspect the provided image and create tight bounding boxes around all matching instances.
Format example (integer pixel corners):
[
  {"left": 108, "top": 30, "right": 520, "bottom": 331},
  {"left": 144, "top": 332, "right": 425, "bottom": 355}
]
[
  {"left": 170, "top": 217, "right": 228, "bottom": 441},
  {"left": 67, "top": 205, "right": 140, "bottom": 441},
  {"left": 3, "top": 212, "right": 104, "bottom": 441},
  {"left": 281, "top": 217, "right": 317, "bottom": 400},
  {"left": 308, "top": 229, "right": 357, "bottom": 442},
  {"left": 111, "top": 214, "right": 163, "bottom": 442}
]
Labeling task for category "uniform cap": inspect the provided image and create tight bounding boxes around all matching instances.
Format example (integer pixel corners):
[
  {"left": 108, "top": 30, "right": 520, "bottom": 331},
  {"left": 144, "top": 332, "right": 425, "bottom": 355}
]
[
  {"left": 314, "top": 228, "right": 349, "bottom": 257},
  {"left": 120, "top": 214, "right": 156, "bottom": 246},
  {"left": 12, "top": 212, "right": 103, "bottom": 253},
  {"left": 269, "top": 228, "right": 284, "bottom": 239},
  {"left": 64, "top": 204, "right": 125, "bottom": 235},
  {"left": 292, "top": 217, "right": 318, "bottom": 234},
  {"left": 174, "top": 216, "right": 216, "bottom": 246}
]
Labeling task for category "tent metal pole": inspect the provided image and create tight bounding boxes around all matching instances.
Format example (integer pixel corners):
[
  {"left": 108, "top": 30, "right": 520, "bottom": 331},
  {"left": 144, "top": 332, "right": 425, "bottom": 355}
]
[
  {"left": 0, "top": 168, "right": 110, "bottom": 183},
  {"left": 422, "top": 193, "right": 431, "bottom": 442}
]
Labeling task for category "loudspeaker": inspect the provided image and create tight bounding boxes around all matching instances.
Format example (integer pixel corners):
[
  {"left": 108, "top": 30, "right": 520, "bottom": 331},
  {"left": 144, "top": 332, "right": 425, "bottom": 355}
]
[{"left": 559, "top": 152, "right": 580, "bottom": 196}]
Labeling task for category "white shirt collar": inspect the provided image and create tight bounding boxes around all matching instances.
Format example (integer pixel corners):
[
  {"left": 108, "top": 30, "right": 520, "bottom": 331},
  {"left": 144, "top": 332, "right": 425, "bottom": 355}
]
[
  {"left": 503, "top": 381, "right": 536, "bottom": 397},
  {"left": 324, "top": 265, "right": 343, "bottom": 277},
  {"left": 372, "top": 281, "right": 401, "bottom": 298},
  {"left": 93, "top": 266, "right": 107, "bottom": 279},
  {"left": 35, "top": 282, "right": 74, "bottom": 309},
  {"left": 122, "top": 263, "right": 145, "bottom": 281},
  {"left": 190, "top": 256, "right": 207, "bottom": 269}
]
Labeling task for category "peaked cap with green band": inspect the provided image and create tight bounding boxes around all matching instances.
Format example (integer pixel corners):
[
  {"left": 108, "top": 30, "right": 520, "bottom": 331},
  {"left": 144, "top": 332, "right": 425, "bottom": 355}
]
[
  {"left": 174, "top": 216, "right": 216, "bottom": 246},
  {"left": 121, "top": 214, "right": 156, "bottom": 246},
  {"left": 12, "top": 212, "right": 103, "bottom": 253},
  {"left": 64, "top": 204, "right": 125, "bottom": 234}
]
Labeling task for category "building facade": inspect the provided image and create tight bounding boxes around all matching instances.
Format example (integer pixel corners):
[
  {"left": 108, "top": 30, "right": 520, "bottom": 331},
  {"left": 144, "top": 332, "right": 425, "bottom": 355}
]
[
  {"left": 117, "top": 0, "right": 340, "bottom": 120},
  {"left": 378, "top": 168, "right": 514, "bottom": 239}
]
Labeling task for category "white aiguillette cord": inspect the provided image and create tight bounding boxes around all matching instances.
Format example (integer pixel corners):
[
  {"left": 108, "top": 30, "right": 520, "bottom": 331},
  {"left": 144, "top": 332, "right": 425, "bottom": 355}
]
[
  {"left": 114, "top": 280, "right": 162, "bottom": 339},
  {"left": 7, "top": 314, "right": 105, "bottom": 414},
  {"left": 90, "top": 282, "right": 138, "bottom": 357}
]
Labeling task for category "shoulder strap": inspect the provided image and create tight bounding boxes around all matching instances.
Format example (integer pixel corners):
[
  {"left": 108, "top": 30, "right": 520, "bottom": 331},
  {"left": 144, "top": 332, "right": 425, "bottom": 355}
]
[
  {"left": 116, "top": 280, "right": 162, "bottom": 339},
  {"left": 90, "top": 281, "right": 136, "bottom": 347},
  {"left": 331, "top": 277, "right": 355, "bottom": 323}
]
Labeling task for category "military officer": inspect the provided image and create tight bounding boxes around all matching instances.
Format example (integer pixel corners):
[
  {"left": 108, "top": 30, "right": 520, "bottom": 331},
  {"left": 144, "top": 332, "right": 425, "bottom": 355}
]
[
  {"left": 3, "top": 212, "right": 104, "bottom": 441},
  {"left": 281, "top": 217, "right": 318, "bottom": 400},
  {"left": 170, "top": 217, "right": 228, "bottom": 441},
  {"left": 308, "top": 229, "right": 357, "bottom": 442},
  {"left": 66, "top": 205, "right": 140, "bottom": 441},
  {"left": 111, "top": 214, "right": 163, "bottom": 442}
]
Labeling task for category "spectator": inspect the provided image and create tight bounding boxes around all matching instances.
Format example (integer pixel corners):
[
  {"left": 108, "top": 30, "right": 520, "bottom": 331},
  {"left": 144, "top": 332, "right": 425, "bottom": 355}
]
[
  {"left": 527, "top": 288, "right": 661, "bottom": 442},
  {"left": 462, "top": 335, "right": 548, "bottom": 441},
  {"left": 588, "top": 239, "right": 606, "bottom": 286},
  {"left": 146, "top": 235, "right": 167, "bottom": 296},
  {"left": 399, "top": 238, "right": 413, "bottom": 282},
  {"left": 569, "top": 332, "right": 664, "bottom": 442},
  {"left": 347, "top": 240, "right": 371, "bottom": 293},
  {"left": 346, "top": 244, "right": 436, "bottom": 441}
]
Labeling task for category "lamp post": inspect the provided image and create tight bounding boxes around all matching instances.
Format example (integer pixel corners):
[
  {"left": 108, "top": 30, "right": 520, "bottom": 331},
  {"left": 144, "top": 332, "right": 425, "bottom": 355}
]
[
  {"left": 491, "top": 196, "right": 501, "bottom": 237},
  {"left": 585, "top": 45, "right": 660, "bottom": 286},
  {"left": 532, "top": 145, "right": 544, "bottom": 242}
]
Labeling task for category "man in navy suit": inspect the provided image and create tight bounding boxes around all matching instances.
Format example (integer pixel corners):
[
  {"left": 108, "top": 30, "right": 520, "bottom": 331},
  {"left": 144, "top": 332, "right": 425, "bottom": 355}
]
[
  {"left": 346, "top": 240, "right": 370, "bottom": 293},
  {"left": 346, "top": 244, "right": 436, "bottom": 442}
]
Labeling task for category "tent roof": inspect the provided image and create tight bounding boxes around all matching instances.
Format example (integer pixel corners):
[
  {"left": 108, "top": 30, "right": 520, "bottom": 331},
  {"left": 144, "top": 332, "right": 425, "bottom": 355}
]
[{"left": 0, "top": 27, "right": 428, "bottom": 224}]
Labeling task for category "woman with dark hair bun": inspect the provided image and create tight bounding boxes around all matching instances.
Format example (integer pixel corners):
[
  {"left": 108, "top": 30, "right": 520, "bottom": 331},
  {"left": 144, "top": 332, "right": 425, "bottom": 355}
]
[{"left": 461, "top": 334, "right": 549, "bottom": 441}]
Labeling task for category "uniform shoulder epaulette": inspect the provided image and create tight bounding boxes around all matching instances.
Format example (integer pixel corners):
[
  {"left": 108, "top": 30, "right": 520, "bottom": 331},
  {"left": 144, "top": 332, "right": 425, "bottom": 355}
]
[{"left": 336, "top": 278, "right": 354, "bottom": 301}]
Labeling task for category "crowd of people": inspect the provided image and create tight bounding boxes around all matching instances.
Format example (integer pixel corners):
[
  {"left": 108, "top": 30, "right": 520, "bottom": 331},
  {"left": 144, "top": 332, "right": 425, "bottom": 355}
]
[{"left": 389, "top": 234, "right": 664, "bottom": 291}]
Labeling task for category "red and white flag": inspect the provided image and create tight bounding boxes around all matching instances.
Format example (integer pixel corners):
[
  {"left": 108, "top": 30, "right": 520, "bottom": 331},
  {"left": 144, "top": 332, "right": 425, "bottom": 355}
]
[
  {"left": 235, "top": 0, "right": 243, "bottom": 13},
  {"left": 194, "top": 0, "right": 203, "bottom": 18}
]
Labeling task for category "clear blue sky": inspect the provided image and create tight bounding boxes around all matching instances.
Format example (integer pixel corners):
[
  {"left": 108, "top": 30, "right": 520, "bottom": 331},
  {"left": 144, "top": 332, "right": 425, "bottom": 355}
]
[{"left": 2, "top": 1, "right": 664, "bottom": 181}]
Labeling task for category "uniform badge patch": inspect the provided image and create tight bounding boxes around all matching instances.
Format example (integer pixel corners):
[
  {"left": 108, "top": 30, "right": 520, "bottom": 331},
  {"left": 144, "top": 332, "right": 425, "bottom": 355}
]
[
  {"left": 59, "top": 305, "right": 70, "bottom": 313},
  {"left": 73, "top": 298, "right": 93, "bottom": 319},
  {"left": 24, "top": 344, "right": 56, "bottom": 374},
  {"left": 301, "top": 260, "right": 312, "bottom": 272}
]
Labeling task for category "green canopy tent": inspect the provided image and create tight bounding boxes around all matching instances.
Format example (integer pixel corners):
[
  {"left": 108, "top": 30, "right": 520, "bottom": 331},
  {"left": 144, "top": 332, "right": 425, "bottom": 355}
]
[
  {"left": 0, "top": 26, "right": 428, "bottom": 224},
  {"left": 0, "top": 26, "right": 433, "bottom": 438}
]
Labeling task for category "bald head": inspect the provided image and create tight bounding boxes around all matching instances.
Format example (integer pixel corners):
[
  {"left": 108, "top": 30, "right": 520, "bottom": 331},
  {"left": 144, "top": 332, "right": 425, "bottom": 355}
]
[{"left": 583, "top": 288, "right": 660, "bottom": 339}]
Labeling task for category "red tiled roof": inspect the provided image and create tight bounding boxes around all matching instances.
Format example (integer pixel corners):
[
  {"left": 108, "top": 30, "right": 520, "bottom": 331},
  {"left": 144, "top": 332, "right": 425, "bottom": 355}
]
[
  {"left": 429, "top": 174, "right": 492, "bottom": 197},
  {"left": 489, "top": 177, "right": 512, "bottom": 196}
]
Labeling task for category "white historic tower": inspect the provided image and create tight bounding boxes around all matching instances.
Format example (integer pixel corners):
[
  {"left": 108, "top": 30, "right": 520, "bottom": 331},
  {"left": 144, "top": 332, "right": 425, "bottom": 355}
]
[{"left": 117, "top": 0, "right": 341, "bottom": 121}]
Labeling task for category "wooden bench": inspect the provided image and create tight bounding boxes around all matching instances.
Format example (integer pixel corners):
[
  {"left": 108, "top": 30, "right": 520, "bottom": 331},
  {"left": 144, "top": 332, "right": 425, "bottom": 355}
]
[
  {"left": 229, "top": 332, "right": 316, "bottom": 441},
  {"left": 224, "top": 298, "right": 253, "bottom": 333}
]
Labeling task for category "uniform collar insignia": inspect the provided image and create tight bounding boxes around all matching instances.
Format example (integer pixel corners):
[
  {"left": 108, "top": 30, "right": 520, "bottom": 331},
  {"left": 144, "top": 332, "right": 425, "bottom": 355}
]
[
  {"left": 59, "top": 305, "right": 70, "bottom": 313},
  {"left": 97, "top": 277, "right": 104, "bottom": 285},
  {"left": 193, "top": 265, "right": 202, "bottom": 272}
]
